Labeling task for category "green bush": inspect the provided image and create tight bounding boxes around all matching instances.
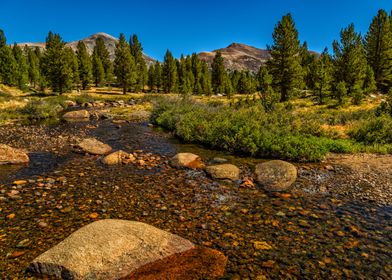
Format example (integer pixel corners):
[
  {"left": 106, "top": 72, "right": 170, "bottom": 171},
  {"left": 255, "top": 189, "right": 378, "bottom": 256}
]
[
  {"left": 21, "top": 97, "right": 66, "bottom": 119},
  {"left": 349, "top": 116, "right": 392, "bottom": 144}
]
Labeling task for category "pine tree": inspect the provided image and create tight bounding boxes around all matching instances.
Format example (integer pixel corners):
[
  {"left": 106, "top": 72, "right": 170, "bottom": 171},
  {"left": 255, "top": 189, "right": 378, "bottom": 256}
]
[
  {"left": 211, "top": 51, "right": 226, "bottom": 94},
  {"left": 0, "top": 29, "right": 17, "bottom": 86},
  {"left": 300, "top": 41, "right": 317, "bottom": 90},
  {"left": 178, "top": 55, "right": 194, "bottom": 95},
  {"left": 76, "top": 41, "right": 92, "bottom": 90},
  {"left": 153, "top": 61, "right": 162, "bottom": 92},
  {"left": 267, "top": 13, "right": 303, "bottom": 102},
  {"left": 256, "top": 66, "right": 279, "bottom": 111},
  {"left": 333, "top": 23, "right": 367, "bottom": 97},
  {"left": 114, "top": 33, "right": 136, "bottom": 94},
  {"left": 92, "top": 53, "right": 104, "bottom": 87},
  {"left": 41, "top": 32, "right": 74, "bottom": 94},
  {"left": 162, "top": 50, "right": 178, "bottom": 93},
  {"left": 25, "top": 46, "right": 40, "bottom": 88},
  {"left": 66, "top": 47, "right": 79, "bottom": 88},
  {"left": 309, "top": 48, "right": 333, "bottom": 104},
  {"left": 200, "top": 61, "right": 212, "bottom": 95},
  {"left": 191, "top": 53, "right": 202, "bottom": 94},
  {"left": 93, "top": 37, "right": 112, "bottom": 85},
  {"left": 363, "top": 64, "right": 377, "bottom": 94},
  {"left": 364, "top": 9, "right": 392, "bottom": 92},
  {"left": 12, "top": 43, "right": 29, "bottom": 89},
  {"left": 230, "top": 70, "right": 242, "bottom": 93},
  {"left": 129, "top": 34, "right": 147, "bottom": 92}
]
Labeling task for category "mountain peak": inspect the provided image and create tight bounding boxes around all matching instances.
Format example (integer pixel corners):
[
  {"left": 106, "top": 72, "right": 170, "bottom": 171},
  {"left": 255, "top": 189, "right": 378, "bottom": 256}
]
[{"left": 86, "top": 32, "right": 118, "bottom": 41}]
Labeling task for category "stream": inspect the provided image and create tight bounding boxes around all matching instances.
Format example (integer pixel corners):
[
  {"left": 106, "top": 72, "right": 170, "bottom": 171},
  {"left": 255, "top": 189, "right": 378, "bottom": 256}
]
[{"left": 0, "top": 120, "right": 391, "bottom": 279}]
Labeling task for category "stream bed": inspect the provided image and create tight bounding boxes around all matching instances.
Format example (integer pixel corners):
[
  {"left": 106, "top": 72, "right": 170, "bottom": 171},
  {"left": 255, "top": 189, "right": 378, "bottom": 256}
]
[{"left": 0, "top": 120, "right": 391, "bottom": 279}]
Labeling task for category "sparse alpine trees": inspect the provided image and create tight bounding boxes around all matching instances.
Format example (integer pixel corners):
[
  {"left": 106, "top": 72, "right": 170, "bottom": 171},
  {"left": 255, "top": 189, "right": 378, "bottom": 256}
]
[
  {"left": 12, "top": 43, "right": 29, "bottom": 89},
  {"left": 162, "top": 50, "right": 178, "bottom": 93},
  {"left": 332, "top": 23, "right": 368, "bottom": 100},
  {"left": 268, "top": 13, "right": 303, "bottom": 102},
  {"left": 25, "top": 46, "right": 41, "bottom": 88},
  {"left": 76, "top": 41, "right": 92, "bottom": 90},
  {"left": 129, "top": 34, "right": 147, "bottom": 92},
  {"left": 364, "top": 9, "right": 392, "bottom": 92},
  {"left": 114, "top": 33, "right": 136, "bottom": 94}
]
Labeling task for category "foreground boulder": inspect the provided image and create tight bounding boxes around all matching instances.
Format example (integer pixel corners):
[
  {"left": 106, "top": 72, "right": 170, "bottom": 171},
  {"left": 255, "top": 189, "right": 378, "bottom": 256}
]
[
  {"left": 101, "top": 150, "right": 134, "bottom": 165},
  {"left": 255, "top": 160, "right": 297, "bottom": 191},
  {"left": 63, "top": 110, "right": 90, "bottom": 121},
  {"left": 206, "top": 164, "right": 240, "bottom": 181},
  {"left": 170, "top": 153, "right": 205, "bottom": 169},
  {"left": 77, "top": 138, "right": 112, "bottom": 155},
  {"left": 27, "top": 220, "right": 226, "bottom": 279},
  {"left": 0, "top": 144, "right": 29, "bottom": 165}
]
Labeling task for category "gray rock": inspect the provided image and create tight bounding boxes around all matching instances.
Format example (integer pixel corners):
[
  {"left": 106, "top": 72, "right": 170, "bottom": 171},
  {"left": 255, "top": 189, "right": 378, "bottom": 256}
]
[
  {"left": 211, "top": 157, "right": 228, "bottom": 164},
  {"left": 170, "top": 153, "right": 205, "bottom": 170},
  {"left": 77, "top": 138, "right": 112, "bottom": 155},
  {"left": 255, "top": 160, "right": 297, "bottom": 192},
  {"left": 27, "top": 219, "right": 195, "bottom": 280},
  {"left": 0, "top": 144, "right": 29, "bottom": 165},
  {"left": 206, "top": 164, "right": 240, "bottom": 181}
]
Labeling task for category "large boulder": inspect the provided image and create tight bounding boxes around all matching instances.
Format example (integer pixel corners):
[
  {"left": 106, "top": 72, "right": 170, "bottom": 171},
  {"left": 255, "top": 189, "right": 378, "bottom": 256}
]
[
  {"left": 63, "top": 110, "right": 90, "bottom": 121},
  {"left": 101, "top": 150, "right": 134, "bottom": 165},
  {"left": 27, "top": 220, "right": 225, "bottom": 279},
  {"left": 206, "top": 164, "right": 240, "bottom": 181},
  {"left": 0, "top": 144, "right": 29, "bottom": 165},
  {"left": 255, "top": 160, "right": 297, "bottom": 192},
  {"left": 170, "top": 153, "right": 205, "bottom": 170},
  {"left": 77, "top": 138, "right": 112, "bottom": 155}
]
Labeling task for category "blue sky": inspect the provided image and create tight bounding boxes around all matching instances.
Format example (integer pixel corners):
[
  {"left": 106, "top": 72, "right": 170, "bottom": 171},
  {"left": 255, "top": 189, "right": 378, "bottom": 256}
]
[{"left": 1, "top": 0, "right": 391, "bottom": 60}]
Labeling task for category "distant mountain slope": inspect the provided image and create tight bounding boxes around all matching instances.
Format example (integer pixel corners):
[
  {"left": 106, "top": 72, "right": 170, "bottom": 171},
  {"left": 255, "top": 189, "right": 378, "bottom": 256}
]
[
  {"left": 18, "top": 32, "right": 156, "bottom": 66},
  {"left": 198, "top": 43, "right": 319, "bottom": 72}
]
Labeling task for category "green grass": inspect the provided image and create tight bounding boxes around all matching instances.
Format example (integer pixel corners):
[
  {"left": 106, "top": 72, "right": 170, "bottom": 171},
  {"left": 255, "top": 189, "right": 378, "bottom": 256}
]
[{"left": 151, "top": 97, "right": 392, "bottom": 162}]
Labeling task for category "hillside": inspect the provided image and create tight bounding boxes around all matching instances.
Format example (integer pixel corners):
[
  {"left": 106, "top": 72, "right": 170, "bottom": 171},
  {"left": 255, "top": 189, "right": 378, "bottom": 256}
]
[{"left": 18, "top": 32, "right": 156, "bottom": 66}]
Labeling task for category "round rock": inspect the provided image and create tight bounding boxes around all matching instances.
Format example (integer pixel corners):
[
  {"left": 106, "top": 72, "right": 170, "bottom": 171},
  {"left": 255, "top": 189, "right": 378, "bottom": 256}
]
[
  {"left": 170, "top": 153, "right": 205, "bottom": 170},
  {"left": 101, "top": 150, "right": 130, "bottom": 165},
  {"left": 77, "top": 138, "right": 112, "bottom": 155},
  {"left": 63, "top": 110, "right": 90, "bottom": 121},
  {"left": 206, "top": 164, "right": 240, "bottom": 181},
  {"left": 0, "top": 144, "right": 29, "bottom": 165},
  {"left": 255, "top": 160, "right": 297, "bottom": 192}
]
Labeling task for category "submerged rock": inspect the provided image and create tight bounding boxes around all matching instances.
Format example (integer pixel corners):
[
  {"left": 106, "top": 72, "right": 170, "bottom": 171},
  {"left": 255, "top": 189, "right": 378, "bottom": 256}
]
[
  {"left": 255, "top": 160, "right": 297, "bottom": 192},
  {"left": 27, "top": 220, "right": 195, "bottom": 280},
  {"left": 77, "top": 138, "right": 112, "bottom": 155},
  {"left": 63, "top": 110, "right": 90, "bottom": 121},
  {"left": 101, "top": 150, "right": 133, "bottom": 165},
  {"left": 206, "top": 164, "right": 240, "bottom": 181},
  {"left": 170, "top": 153, "right": 205, "bottom": 170},
  {"left": 0, "top": 144, "right": 29, "bottom": 165}
]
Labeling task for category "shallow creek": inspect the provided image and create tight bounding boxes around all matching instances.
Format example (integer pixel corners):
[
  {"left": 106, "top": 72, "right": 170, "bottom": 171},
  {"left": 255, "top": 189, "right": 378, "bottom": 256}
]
[{"left": 0, "top": 120, "right": 391, "bottom": 279}]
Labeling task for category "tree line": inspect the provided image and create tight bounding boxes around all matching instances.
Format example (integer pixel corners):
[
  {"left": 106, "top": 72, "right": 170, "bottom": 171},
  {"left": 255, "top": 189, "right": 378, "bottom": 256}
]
[{"left": 0, "top": 9, "right": 391, "bottom": 105}]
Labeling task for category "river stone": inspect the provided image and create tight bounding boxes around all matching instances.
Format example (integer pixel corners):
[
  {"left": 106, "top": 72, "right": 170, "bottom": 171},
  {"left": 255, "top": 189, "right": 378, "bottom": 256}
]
[
  {"left": 255, "top": 160, "right": 297, "bottom": 191},
  {"left": 206, "top": 164, "right": 240, "bottom": 181},
  {"left": 64, "top": 100, "right": 77, "bottom": 107},
  {"left": 101, "top": 150, "right": 129, "bottom": 165},
  {"left": 63, "top": 110, "right": 90, "bottom": 120},
  {"left": 0, "top": 144, "right": 29, "bottom": 165},
  {"left": 78, "top": 138, "right": 112, "bottom": 155},
  {"left": 170, "top": 153, "right": 205, "bottom": 169},
  {"left": 27, "top": 220, "right": 195, "bottom": 280}
]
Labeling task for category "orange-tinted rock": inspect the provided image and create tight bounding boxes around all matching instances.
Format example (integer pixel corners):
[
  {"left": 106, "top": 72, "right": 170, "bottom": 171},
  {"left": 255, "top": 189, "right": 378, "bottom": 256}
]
[
  {"left": 123, "top": 246, "right": 227, "bottom": 280},
  {"left": 0, "top": 144, "right": 29, "bottom": 165},
  {"left": 170, "top": 153, "right": 205, "bottom": 170}
]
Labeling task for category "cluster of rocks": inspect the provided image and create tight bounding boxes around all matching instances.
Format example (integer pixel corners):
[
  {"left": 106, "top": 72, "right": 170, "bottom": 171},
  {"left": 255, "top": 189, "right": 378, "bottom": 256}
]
[
  {"left": 170, "top": 152, "right": 298, "bottom": 192},
  {"left": 65, "top": 99, "right": 137, "bottom": 109}
]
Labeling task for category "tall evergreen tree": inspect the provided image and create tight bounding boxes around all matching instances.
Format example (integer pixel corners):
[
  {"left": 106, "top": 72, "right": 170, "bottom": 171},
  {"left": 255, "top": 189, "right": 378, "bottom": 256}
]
[
  {"left": 76, "top": 41, "right": 92, "bottom": 90},
  {"left": 153, "top": 61, "right": 162, "bottom": 92},
  {"left": 178, "top": 55, "right": 194, "bottom": 95},
  {"left": 41, "top": 32, "right": 74, "bottom": 94},
  {"left": 25, "top": 46, "right": 40, "bottom": 88},
  {"left": 162, "top": 50, "right": 178, "bottom": 93},
  {"left": 256, "top": 66, "right": 279, "bottom": 111},
  {"left": 114, "top": 33, "right": 136, "bottom": 94},
  {"left": 92, "top": 53, "right": 104, "bottom": 87},
  {"left": 0, "top": 29, "right": 17, "bottom": 86},
  {"left": 268, "top": 13, "right": 303, "bottom": 102},
  {"left": 211, "top": 51, "right": 227, "bottom": 94},
  {"left": 300, "top": 41, "right": 317, "bottom": 90},
  {"left": 129, "top": 34, "right": 147, "bottom": 92},
  {"left": 309, "top": 48, "right": 333, "bottom": 104},
  {"left": 191, "top": 53, "right": 202, "bottom": 94},
  {"left": 333, "top": 23, "right": 367, "bottom": 96},
  {"left": 200, "top": 61, "right": 212, "bottom": 95},
  {"left": 364, "top": 9, "right": 392, "bottom": 92},
  {"left": 12, "top": 43, "right": 29, "bottom": 89},
  {"left": 93, "top": 37, "right": 112, "bottom": 85}
]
